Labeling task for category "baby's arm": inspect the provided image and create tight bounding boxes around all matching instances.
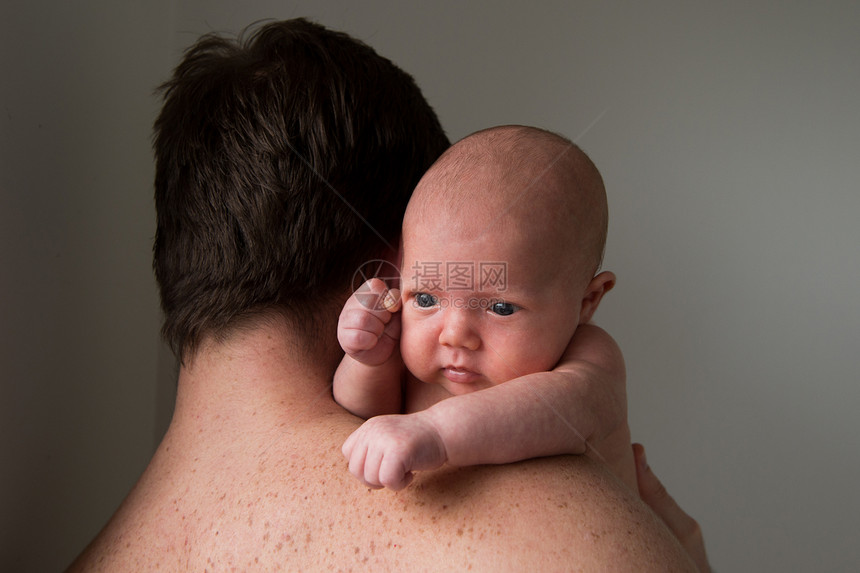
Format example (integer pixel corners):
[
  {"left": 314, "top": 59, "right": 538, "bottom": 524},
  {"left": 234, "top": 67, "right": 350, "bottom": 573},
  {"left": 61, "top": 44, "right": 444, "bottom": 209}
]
[
  {"left": 343, "top": 324, "right": 635, "bottom": 490},
  {"left": 423, "top": 322, "right": 634, "bottom": 487},
  {"left": 332, "top": 279, "right": 404, "bottom": 419}
]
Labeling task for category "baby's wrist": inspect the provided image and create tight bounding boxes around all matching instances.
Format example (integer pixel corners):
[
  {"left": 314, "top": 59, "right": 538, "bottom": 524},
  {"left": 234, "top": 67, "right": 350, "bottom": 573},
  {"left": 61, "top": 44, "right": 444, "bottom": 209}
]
[{"left": 412, "top": 409, "right": 449, "bottom": 465}]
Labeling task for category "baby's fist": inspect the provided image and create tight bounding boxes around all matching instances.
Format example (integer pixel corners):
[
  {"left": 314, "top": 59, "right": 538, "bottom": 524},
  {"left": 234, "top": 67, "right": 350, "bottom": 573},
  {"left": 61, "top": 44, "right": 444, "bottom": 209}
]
[
  {"left": 337, "top": 279, "right": 401, "bottom": 366},
  {"left": 342, "top": 413, "right": 447, "bottom": 491}
]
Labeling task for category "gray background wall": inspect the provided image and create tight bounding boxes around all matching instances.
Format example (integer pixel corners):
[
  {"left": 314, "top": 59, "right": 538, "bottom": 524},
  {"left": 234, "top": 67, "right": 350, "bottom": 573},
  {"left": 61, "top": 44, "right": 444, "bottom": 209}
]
[{"left": 3, "top": 1, "right": 858, "bottom": 571}]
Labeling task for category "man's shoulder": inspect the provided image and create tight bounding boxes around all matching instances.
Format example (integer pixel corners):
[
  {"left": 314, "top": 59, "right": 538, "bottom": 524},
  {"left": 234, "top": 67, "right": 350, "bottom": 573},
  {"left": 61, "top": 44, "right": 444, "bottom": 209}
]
[
  {"left": 69, "top": 417, "right": 693, "bottom": 572},
  {"left": 301, "top": 415, "right": 695, "bottom": 571},
  {"left": 341, "top": 455, "right": 696, "bottom": 572}
]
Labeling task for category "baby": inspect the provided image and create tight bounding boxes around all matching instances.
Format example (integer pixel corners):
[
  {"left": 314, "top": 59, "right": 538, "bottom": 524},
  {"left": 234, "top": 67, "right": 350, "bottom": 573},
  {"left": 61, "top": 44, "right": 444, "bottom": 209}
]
[{"left": 333, "top": 125, "right": 634, "bottom": 491}]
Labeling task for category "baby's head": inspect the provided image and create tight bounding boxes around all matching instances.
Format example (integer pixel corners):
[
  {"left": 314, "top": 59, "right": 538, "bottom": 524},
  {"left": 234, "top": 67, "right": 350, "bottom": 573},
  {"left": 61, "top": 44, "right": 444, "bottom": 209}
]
[{"left": 399, "top": 125, "right": 615, "bottom": 395}]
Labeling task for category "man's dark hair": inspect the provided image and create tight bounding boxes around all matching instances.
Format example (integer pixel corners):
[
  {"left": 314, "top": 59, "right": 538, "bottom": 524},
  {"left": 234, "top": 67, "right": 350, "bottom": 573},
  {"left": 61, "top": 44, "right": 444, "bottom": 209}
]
[{"left": 153, "top": 18, "right": 449, "bottom": 360}]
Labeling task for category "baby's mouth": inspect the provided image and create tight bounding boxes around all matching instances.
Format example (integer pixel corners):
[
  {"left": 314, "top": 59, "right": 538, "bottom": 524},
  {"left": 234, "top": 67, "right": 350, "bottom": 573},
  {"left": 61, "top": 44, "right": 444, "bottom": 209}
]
[{"left": 442, "top": 365, "right": 480, "bottom": 384}]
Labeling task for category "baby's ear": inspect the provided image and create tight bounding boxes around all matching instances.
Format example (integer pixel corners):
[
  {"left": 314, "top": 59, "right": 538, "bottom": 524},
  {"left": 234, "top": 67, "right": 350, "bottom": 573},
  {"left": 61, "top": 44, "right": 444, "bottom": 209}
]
[
  {"left": 395, "top": 236, "right": 404, "bottom": 272},
  {"left": 578, "top": 271, "right": 616, "bottom": 324},
  {"left": 380, "top": 235, "right": 403, "bottom": 289}
]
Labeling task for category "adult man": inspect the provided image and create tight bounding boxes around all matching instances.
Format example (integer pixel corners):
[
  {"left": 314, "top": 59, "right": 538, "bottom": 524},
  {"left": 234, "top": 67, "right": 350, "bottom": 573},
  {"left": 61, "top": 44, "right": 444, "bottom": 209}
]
[{"left": 68, "top": 19, "right": 696, "bottom": 571}]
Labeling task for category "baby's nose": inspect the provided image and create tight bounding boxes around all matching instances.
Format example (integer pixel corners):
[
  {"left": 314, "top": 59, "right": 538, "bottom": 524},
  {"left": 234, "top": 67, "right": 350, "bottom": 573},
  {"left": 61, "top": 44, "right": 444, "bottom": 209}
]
[{"left": 438, "top": 307, "right": 480, "bottom": 350}]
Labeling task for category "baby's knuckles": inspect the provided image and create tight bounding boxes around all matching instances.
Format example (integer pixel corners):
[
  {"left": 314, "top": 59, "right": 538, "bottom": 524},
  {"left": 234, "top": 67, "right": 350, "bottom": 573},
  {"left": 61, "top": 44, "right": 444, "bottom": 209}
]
[
  {"left": 346, "top": 306, "right": 389, "bottom": 335},
  {"left": 354, "top": 414, "right": 447, "bottom": 490},
  {"left": 337, "top": 327, "right": 378, "bottom": 355}
]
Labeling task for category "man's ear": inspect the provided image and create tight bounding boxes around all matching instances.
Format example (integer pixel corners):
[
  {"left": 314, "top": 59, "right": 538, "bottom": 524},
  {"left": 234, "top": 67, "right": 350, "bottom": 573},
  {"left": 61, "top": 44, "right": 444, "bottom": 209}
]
[{"left": 578, "top": 271, "right": 616, "bottom": 324}]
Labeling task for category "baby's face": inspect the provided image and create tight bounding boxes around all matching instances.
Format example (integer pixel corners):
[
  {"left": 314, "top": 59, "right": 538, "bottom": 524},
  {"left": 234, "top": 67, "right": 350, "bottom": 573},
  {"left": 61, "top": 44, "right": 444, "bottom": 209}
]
[{"left": 399, "top": 209, "right": 585, "bottom": 396}]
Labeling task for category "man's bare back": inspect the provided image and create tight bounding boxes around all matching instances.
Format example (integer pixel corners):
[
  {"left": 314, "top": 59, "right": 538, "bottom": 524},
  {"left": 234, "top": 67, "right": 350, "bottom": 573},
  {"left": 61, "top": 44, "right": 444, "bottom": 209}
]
[{"left": 69, "top": 325, "right": 692, "bottom": 571}]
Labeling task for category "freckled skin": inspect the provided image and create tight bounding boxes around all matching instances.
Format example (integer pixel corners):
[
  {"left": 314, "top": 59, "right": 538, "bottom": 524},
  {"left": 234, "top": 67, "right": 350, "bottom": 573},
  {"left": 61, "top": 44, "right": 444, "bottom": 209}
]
[{"left": 66, "top": 324, "right": 694, "bottom": 572}]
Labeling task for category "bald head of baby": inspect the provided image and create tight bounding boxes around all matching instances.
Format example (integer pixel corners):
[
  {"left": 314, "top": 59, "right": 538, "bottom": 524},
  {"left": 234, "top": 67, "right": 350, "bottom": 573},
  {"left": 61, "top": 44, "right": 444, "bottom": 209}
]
[{"left": 403, "top": 125, "right": 608, "bottom": 290}]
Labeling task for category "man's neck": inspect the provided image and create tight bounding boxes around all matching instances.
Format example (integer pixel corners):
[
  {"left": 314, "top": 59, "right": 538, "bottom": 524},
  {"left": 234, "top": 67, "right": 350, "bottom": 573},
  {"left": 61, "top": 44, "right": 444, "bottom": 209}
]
[{"left": 167, "top": 318, "right": 344, "bottom": 444}]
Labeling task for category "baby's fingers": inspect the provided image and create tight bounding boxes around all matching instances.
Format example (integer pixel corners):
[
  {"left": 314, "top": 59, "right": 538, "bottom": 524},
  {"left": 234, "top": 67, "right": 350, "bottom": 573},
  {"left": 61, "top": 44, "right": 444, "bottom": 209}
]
[
  {"left": 342, "top": 429, "right": 357, "bottom": 459},
  {"left": 381, "top": 288, "right": 401, "bottom": 312},
  {"left": 359, "top": 446, "right": 387, "bottom": 488},
  {"left": 378, "top": 455, "right": 413, "bottom": 491},
  {"left": 345, "top": 438, "right": 382, "bottom": 490},
  {"left": 338, "top": 314, "right": 385, "bottom": 353},
  {"left": 353, "top": 279, "right": 399, "bottom": 313}
]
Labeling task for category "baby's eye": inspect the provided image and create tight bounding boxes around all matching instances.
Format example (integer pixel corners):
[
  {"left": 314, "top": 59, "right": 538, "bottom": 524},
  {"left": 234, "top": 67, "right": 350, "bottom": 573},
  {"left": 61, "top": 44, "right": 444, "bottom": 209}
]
[
  {"left": 414, "top": 293, "right": 438, "bottom": 308},
  {"left": 490, "top": 301, "right": 518, "bottom": 316}
]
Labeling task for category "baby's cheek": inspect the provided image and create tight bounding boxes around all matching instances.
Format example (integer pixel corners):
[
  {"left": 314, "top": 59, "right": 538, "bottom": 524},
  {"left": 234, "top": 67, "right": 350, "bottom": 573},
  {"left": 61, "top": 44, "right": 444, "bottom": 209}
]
[{"left": 399, "top": 323, "right": 427, "bottom": 375}]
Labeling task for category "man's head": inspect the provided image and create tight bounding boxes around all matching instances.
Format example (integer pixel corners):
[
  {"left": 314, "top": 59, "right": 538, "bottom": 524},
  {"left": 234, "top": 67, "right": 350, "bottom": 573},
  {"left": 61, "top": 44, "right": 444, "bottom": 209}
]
[
  {"left": 153, "top": 18, "right": 449, "bottom": 361},
  {"left": 399, "top": 125, "right": 614, "bottom": 394}
]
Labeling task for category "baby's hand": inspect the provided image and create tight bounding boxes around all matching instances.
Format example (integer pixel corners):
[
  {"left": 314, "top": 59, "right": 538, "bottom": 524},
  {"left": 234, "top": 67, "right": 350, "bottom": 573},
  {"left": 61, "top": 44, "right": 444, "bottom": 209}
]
[
  {"left": 342, "top": 413, "right": 448, "bottom": 491},
  {"left": 337, "top": 278, "right": 401, "bottom": 366}
]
